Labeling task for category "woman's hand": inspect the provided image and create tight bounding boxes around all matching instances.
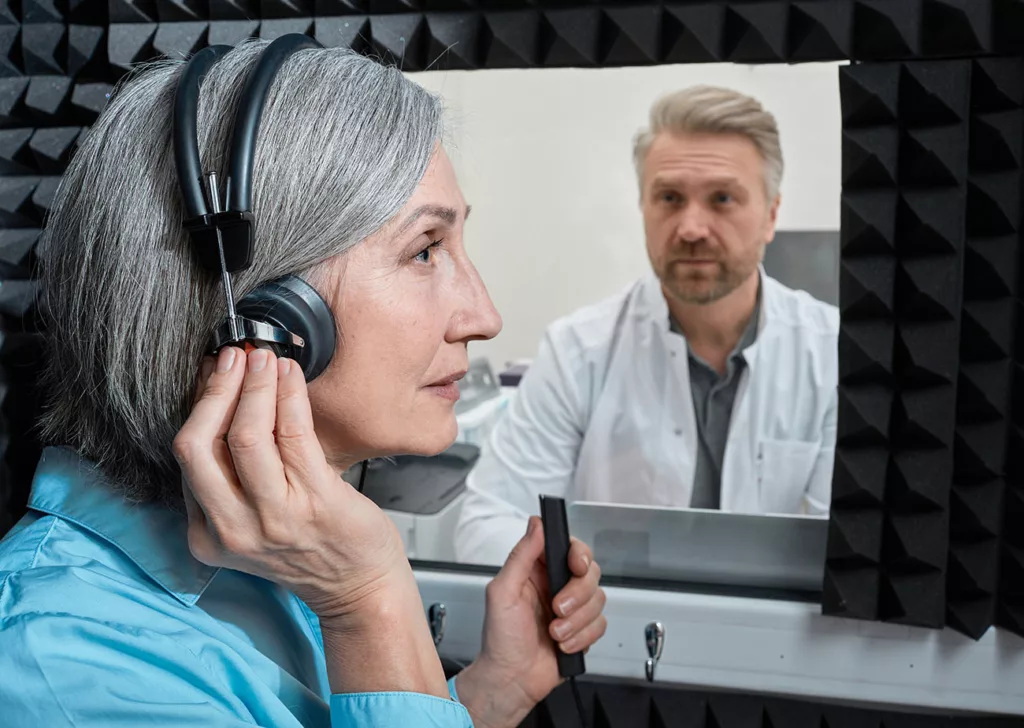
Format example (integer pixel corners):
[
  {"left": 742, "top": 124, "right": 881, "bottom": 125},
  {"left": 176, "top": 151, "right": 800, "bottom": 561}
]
[
  {"left": 173, "top": 346, "right": 448, "bottom": 698},
  {"left": 456, "top": 517, "right": 607, "bottom": 728}
]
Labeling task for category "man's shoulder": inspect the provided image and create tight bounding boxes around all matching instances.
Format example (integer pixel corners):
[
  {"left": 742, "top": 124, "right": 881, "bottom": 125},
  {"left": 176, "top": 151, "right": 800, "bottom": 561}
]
[
  {"left": 544, "top": 276, "right": 652, "bottom": 354},
  {"left": 762, "top": 274, "right": 840, "bottom": 338}
]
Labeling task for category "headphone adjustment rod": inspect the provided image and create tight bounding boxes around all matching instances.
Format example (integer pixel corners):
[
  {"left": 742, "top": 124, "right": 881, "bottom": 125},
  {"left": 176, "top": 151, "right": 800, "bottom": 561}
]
[{"left": 204, "top": 172, "right": 241, "bottom": 343}]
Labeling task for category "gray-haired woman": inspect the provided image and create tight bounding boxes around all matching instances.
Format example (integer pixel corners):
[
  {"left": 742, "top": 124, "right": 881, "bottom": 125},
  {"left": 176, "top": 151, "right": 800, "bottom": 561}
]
[{"left": 0, "top": 39, "right": 606, "bottom": 727}]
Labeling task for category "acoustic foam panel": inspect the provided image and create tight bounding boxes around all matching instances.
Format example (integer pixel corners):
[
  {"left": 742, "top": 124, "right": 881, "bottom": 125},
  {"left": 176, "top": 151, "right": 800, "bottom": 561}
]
[
  {"left": 995, "top": 63, "right": 1024, "bottom": 641},
  {"left": 601, "top": 6, "right": 660, "bottom": 66},
  {"left": 852, "top": 0, "right": 920, "bottom": 60},
  {"left": 424, "top": 12, "right": 483, "bottom": 69},
  {"left": 661, "top": 4, "right": 724, "bottom": 64},
  {"left": 828, "top": 62, "right": 903, "bottom": 622},
  {"left": 721, "top": 2, "right": 787, "bottom": 64},
  {"left": 789, "top": 0, "right": 852, "bottom": 62},
  {"left": 992, "top": 0, "right": 1024, "bottom": 54},
  {"left": 827, "top": 66, "right": 895, "bottom": 622},
  {"left": 882, "top": 60, "right": 969, "bottom": 629},
  {"left": 920, "top": 0, "right": 993, "bottom": 58},
  {"left": 829, "top": 59, "right": 981, "bottom": 629},
  {"left": 73, "top": 1, "right": 1019, "bottom": 73},
  {"left": 948, "top": 58, "right": 1023, "bottom": 641}
]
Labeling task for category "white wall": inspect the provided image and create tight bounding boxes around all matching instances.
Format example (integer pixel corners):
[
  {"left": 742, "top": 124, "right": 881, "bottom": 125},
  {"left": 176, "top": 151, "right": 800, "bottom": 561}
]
[{"left": 407, "top": 62, "right": 846, "bottom": 371}]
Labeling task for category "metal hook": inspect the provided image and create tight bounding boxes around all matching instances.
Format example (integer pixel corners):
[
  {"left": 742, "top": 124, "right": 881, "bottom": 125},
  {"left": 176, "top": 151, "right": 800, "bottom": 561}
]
[
  {"left": 644, "top": 621, "right": 664, "bottom": 682},
  {"left": 428, "top": 603, "right": 447, "bottom": 647}
]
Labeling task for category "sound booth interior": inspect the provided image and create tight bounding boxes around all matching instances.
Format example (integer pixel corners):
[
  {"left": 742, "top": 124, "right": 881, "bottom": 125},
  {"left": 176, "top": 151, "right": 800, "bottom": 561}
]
[{"left": 1, "top": 0, "right": 1023, "bottom": 725}]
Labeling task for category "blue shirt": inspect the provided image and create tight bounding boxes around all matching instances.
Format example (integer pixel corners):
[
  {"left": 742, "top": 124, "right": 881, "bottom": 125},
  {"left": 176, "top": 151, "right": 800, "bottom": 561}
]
[{"left": 0, "top": 446, "right": 474, "bottom": 727}]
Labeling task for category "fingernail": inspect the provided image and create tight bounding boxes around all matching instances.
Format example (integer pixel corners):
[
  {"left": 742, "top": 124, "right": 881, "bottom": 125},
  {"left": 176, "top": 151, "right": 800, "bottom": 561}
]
[
  {"left": 582, "top": 554, "right": 591, "bottom": 569},
  {"left": 560, "top": 639, "right": 577, "bottom": 654},
  {"left": 279, "top": 358, "right": 291, "bottom": 378},
  {"left": 200, "top": 357, "right": 215, "bottom": 381},
  {"left": 249, "top": 350, "right": 268, "bottom": 372},
  {"left": 552, "top": 621, "right": 571, "bottom": 640},
  {"left": 216, "top": 347, "right": 236, "bottom": 373},
  {"left": 526, "top": 517, "right": 536, "bottom": 536},
  {"left": 558, "top": 597, "right": 576, "bottom": 617}
]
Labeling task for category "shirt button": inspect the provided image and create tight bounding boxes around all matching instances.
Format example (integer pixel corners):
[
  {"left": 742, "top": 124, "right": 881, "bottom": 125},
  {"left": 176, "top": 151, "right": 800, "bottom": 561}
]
[{"left": 674, "top": 428, "right": 682, "bottom": 436}]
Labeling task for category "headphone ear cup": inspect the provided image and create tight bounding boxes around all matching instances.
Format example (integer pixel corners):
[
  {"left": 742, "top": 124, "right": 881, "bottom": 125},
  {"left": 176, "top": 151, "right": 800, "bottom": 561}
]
[{"left": 234, "top": 274, "right": 337, "bottom": 382}]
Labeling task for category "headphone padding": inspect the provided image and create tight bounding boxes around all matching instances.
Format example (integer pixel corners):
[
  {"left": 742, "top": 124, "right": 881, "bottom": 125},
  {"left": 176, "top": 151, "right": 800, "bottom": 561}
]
[{"left": 235, "top": 274, "right": 337, "bottom": 382}]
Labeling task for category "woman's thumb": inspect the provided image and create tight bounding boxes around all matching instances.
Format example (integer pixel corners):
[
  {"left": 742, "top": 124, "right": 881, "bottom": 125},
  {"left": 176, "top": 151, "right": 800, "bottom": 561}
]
[{"left": 493, "top": 516, "right": 545, "bottom": 589}]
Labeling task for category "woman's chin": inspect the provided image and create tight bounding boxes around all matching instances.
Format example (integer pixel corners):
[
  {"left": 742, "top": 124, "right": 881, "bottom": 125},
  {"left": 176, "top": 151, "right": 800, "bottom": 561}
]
[{"left": 395, "top": 416, "right": 459, "bottom": 458}]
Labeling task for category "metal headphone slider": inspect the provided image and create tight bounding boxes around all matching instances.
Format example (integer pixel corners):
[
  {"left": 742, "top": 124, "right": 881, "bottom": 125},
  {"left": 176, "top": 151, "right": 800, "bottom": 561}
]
[{"left": 183, "top": 210, "right": 256, "bottom": 274}]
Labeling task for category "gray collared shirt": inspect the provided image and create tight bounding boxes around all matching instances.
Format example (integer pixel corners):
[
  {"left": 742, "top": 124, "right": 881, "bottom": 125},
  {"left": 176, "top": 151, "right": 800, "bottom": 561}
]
[{"left": 670, "top": 286, "right": 761, "bottom": 510}]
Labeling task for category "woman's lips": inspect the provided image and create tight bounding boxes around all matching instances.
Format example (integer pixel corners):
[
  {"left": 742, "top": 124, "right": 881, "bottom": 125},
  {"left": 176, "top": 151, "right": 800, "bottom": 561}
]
[
  {"left": 424, "top": 371, "right": 467, "bottom": 402},
  {"left": 426, "top": 382, "right": 460, "bottom": 401}
]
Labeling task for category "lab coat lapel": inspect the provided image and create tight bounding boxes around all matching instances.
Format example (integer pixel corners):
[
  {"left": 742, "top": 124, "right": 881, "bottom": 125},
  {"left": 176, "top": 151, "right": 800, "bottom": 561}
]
[
  {"left": 721, "top": 268, "right": 774, "bottom": 512},
  {"left": 641, "top": 274, "right": 699, "bottom": 507}
]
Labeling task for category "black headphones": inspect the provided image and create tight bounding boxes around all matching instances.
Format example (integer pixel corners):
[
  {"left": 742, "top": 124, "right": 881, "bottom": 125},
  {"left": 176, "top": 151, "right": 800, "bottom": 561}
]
[{"left": 172, "top": 34, "right": 337, "bottom": 382}]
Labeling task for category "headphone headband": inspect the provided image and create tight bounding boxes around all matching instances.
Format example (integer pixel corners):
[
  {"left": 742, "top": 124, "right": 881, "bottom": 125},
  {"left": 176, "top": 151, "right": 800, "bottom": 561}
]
[
  {"left": 172, "top": 43, "right": 232, "bottom": 221},
  {"left": 227, "top": 33, "right": 321, "bottom": 215},
  {"left": 173, "top": 34, "right": 323, "bottom": 274}
]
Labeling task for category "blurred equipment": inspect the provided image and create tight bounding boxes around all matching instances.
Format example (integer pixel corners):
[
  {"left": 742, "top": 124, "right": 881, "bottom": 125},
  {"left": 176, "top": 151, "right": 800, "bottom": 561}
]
[
  {"left": 349, "top": 443, "right": 479, "bottom": 562},
  {"left": 454, "top": 357, "right": 501, "bottom": 415},
  {"left": 498, "top": 360, "right": 531, "bottom": 387},
  {"left": 452, "top": 358, "right": 510, "bottom": 448},
  {"left": 567, "top": 502, "right": 829, "bottom": 592}
]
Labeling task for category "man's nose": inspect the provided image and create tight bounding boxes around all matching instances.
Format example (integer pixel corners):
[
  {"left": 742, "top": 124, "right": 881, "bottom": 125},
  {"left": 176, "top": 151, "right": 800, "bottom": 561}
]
[{"left": 675, "top": 204, "right": 711, "bottom": 242}]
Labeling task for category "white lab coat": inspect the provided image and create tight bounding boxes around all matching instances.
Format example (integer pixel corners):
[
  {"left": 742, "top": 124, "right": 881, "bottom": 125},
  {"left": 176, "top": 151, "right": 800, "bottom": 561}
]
[{"left": 454, "top": 269, "right": 839, "bottom": 566}]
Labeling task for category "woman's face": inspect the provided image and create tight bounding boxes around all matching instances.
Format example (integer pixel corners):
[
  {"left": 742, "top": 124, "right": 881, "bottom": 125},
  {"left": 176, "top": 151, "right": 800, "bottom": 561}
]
[{"left": 308, "top": 145, "right": 502, "bottom": 470}]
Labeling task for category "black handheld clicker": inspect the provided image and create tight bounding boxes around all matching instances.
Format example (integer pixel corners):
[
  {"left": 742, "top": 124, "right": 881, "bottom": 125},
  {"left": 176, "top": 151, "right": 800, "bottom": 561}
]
[{"left": 539, "top": 494, "right": 586, "bottom": 678}]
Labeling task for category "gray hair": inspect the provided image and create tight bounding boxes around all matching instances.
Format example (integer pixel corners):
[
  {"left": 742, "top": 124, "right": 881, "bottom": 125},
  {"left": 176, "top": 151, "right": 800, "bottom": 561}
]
[
  {"left": 632, "top": 85, "right": 784, "bottom": 201},
  {"left": 36, "top": 40, "right": 445, "bottom": 506}
]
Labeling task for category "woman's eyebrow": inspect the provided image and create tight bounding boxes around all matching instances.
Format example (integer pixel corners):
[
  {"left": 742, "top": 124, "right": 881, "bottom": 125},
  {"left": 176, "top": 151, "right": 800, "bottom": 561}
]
[{"left": 395, "top": 204, "right": 470, "bottom": 235}]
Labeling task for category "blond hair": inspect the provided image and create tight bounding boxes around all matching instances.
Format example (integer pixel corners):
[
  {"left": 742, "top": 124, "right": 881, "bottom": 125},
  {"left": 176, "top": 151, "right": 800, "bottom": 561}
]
[{"left": 632, "top": 85, "right": 784, "bottom": 200}]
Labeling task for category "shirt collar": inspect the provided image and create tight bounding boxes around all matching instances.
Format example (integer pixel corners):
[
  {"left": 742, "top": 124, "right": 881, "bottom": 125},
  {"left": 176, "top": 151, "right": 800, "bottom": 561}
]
[
  {"left": 664, "top": 268, "right": 765, "bottom": 360},
  {"left": 26, "top": 446, "right": 220, "bottom": 607}
]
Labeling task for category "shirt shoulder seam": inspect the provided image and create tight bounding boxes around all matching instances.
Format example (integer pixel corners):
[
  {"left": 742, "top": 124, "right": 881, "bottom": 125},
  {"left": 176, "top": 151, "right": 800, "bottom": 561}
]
[
  {"left": 0, "top": 517, "right": 60, "bottom": 612},
  {"left": 28, "top": 517, "right": 60, "bottom": 570}
]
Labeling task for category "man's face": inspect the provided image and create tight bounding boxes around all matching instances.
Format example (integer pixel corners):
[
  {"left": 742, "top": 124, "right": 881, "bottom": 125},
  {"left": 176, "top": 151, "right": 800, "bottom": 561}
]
[{"left": 640, "top": 131, "right": 780, "bottom": 306}]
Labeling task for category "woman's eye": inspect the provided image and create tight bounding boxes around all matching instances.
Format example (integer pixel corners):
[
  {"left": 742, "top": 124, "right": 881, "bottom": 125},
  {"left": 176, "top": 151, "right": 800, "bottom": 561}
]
[{"left": 415, "top": 239, "right": 443, "bottom": 263}]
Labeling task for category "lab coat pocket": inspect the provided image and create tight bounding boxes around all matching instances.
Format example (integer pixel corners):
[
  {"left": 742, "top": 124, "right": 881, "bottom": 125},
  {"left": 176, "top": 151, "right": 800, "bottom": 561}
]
[{"left": 756, "top": 438, "right": 821, "bottom": 515}]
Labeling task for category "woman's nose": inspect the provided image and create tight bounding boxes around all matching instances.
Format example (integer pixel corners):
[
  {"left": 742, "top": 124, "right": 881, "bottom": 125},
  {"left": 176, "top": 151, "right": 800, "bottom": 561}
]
[{"left": 450, "top": 263, "right": 503, "bottom": 343}]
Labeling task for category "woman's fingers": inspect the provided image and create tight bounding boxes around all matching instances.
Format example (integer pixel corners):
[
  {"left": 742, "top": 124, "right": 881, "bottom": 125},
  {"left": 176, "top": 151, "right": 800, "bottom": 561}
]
[
  {"left": 173, "top": 347, "right": 248, "bottom": 516},
  {"left": 555, "top": 614, "right": 608, "bottom": 655},
  {"left": 275, "top": 357, "right": 333, "bottom": 489},
  {"left": 226, "top": 349, "right": 288, "bottom": 506},
  {"left": 567, "top": 538, "right": 593, "bottom": 578},
  {"left": 549, "top": 585, "right": 606, "bottom": 646},
  {"left": 547, "top": 541, "right": 606, "bottom": 653},
  {"left": 552, "top": 554, "right": 601, "bottom": 619},
  {"left": 192, "top": 357, "right": 216, "bottom": 406}
]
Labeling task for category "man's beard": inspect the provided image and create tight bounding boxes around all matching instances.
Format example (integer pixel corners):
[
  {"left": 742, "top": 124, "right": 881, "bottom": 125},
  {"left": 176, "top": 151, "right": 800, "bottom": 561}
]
[{"left": 659, "top": 256, "right": 755, "bottom": 305}]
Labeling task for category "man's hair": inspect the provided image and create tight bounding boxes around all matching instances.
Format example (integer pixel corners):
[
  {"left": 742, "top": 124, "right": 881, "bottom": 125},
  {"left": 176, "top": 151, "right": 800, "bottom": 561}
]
[
  {"left": 35, "top": 40, "right": 444, "bottom": 506},
  {"left": 632, "top": 85, "right": 784, "bottom": 200}
]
